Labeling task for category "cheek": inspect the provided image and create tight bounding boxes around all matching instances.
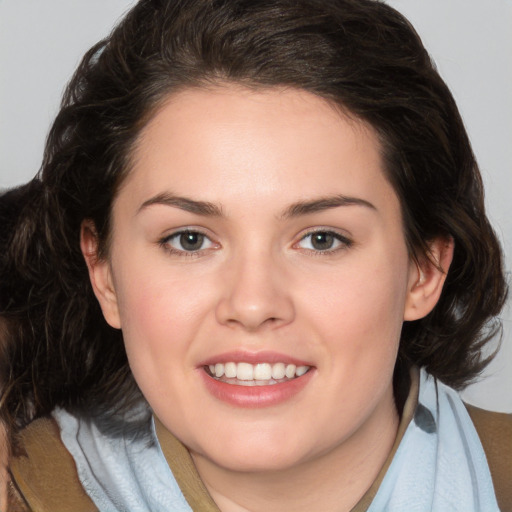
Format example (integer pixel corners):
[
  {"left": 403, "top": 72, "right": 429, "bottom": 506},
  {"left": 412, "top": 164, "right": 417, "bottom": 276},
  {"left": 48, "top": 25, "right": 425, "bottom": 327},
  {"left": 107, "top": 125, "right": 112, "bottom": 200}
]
[
  {"left": 113, "top": 266, "right": 217, "bottom": 376},
  {"left": 290, "top": 253, "right": 410, "bottom": 433},
  {"left": 299, "top": 252, "right": 409, "bottom": 361}
]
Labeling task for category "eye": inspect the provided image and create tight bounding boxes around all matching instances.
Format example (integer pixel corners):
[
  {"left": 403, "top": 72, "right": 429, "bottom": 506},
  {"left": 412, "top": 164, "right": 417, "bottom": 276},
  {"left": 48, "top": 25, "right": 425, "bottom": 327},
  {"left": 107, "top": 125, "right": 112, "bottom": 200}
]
[
  {"left": 161, "top": 230, "right": 215, "bottom": 254},
  {"left": 296, "top": 230, "right": 352, "bottom": 253}
]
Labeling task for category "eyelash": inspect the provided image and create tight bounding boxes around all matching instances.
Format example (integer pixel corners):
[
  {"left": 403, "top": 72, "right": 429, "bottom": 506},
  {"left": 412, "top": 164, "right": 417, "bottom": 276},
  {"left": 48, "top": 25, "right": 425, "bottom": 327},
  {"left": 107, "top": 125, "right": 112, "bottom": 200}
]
[
  {"left": 158, "top": 228, "right": 353, "bottom": 258},
  {"left": 294, "top": 229, "right": 353, "bottom": 255},
  {"left": 158, "top": 229, "right": 217, "bottom": 258}
]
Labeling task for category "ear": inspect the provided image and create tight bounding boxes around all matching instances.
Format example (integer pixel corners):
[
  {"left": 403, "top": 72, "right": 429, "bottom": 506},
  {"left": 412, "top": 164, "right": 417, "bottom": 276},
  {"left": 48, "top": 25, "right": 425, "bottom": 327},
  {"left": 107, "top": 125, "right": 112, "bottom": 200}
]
[
  {"left": 404, "top": 237, "right": 454, "bottom": 321},
  {"left": 80, "top": 220, "right": 122, "bottom": 329}
]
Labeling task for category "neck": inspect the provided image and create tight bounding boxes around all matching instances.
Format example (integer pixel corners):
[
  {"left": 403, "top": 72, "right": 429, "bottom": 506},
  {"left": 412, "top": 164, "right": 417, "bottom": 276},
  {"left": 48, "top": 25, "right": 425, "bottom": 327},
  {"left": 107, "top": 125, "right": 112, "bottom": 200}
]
[{"left": 191, "top": 391, "right": 399, "bottom": 512}]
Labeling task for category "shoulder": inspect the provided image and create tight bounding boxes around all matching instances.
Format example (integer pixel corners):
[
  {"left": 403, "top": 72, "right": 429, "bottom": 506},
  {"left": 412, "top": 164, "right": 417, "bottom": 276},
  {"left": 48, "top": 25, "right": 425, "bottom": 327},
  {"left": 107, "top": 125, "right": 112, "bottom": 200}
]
[
  {"left": 9, "top": 416, "right": 97, "bottom": 512},
  {"left": 465, "top": 404, "right": 512, "bottom": 512},
  {"left": 466, "top": 403, "right": 512, "bottom": 440}
]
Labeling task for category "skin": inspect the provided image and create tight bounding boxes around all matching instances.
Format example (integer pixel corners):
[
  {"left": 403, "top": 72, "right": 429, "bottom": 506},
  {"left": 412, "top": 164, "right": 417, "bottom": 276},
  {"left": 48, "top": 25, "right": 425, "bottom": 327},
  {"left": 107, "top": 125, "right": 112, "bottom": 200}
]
[{"left": 82, "top": 85, "right": 452, "bottom": 512}]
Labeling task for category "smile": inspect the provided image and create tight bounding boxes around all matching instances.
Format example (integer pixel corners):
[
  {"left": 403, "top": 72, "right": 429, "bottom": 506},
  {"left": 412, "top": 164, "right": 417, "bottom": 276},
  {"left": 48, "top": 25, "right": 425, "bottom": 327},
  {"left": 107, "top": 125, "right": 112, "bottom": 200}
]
[
  {"left": 199, "top": 352, "right": 315, "bottom": 407},
  {"left": 206, "top": 362, "right": 311, "bottom": 386}
]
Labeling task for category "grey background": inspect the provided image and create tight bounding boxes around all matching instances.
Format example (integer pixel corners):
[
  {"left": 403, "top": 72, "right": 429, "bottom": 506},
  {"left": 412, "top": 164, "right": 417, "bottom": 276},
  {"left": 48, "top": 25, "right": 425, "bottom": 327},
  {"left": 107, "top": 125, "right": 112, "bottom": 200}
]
[{"left": 1, "top": 0, "right": 510, "bottom": 411}]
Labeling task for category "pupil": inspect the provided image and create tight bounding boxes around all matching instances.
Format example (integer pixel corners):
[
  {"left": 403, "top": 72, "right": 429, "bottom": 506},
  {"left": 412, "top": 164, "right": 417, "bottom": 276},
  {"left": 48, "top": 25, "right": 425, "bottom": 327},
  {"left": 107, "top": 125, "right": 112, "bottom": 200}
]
[
  {"left": 312, "top": 232, "right": 334, "bottom": 250},
  {"left": 180, "top": 232, "right": 204, "bottom": 251}
]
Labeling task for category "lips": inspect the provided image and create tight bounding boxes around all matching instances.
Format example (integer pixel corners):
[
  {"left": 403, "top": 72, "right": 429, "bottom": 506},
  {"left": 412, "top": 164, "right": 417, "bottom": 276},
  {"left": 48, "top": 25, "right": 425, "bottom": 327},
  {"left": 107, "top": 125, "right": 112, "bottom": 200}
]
[{"left": 198, "top": 352, "right": 314, "bottom": 407}]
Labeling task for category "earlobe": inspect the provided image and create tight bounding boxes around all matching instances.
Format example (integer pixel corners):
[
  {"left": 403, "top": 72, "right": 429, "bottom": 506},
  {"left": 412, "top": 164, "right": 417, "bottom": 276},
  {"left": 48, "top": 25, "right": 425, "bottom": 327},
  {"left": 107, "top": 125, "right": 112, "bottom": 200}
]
[
  {"left": 404, "top": 237, "right": 454, "bottom": 321},
  {"left": 80, "top": 220, "right": 122, "bottom": 329}
]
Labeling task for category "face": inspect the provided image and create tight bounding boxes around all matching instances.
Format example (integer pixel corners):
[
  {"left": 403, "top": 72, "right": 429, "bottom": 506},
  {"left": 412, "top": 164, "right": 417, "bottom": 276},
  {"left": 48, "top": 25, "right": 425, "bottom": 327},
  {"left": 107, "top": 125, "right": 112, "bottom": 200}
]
[{"left": 87, "top": 85, "right": 433, "bottom": 474}]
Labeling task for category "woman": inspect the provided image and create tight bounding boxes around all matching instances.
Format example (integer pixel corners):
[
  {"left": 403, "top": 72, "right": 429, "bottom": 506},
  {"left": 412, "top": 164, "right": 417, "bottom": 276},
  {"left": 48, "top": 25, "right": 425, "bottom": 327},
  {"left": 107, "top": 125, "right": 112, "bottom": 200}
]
[{"left": 0, "top": 0, "right": 510, "bottom": 510}]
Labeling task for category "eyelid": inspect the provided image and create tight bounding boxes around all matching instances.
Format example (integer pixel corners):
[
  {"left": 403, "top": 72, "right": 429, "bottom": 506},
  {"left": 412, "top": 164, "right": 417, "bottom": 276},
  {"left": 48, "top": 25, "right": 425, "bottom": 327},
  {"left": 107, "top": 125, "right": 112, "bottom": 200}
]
[
  {"left": 158, "top": 227, "right": 220, "bottom": 256},
  {"left": 293, "top": 227, "right": 353, "bottom": 253}
]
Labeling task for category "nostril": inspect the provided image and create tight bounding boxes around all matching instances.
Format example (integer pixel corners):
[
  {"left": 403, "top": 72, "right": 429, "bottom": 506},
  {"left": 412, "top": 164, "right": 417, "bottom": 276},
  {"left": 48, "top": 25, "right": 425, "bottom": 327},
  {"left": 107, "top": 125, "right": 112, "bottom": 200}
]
[{"left": 215, "top": 284, "right": 295, "bottom": 330}]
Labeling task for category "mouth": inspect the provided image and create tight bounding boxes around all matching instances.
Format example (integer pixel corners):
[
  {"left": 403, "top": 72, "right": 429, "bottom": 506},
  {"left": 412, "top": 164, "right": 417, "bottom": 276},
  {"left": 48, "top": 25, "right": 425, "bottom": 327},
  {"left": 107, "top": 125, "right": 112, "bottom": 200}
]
[
  {"left": 199, "top": 352, "right": 315, "bottom": 407},
  {"left": 205, "top": 362, "right": 311, "bottom": 386}
]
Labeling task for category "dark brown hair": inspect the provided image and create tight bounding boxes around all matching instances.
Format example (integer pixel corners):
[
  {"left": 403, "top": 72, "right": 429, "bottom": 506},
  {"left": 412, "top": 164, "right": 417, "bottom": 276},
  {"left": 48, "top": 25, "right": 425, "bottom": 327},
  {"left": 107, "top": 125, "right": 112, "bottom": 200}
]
[{"left": 0, "top": 0, "right": 507, "bottom": 441}]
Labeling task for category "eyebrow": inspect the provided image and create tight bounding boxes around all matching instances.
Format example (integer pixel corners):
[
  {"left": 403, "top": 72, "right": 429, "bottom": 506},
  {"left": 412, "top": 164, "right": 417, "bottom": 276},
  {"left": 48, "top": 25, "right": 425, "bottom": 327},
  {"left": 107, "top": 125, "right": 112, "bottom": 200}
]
[
  {"left": 281, "top": 195, "right": 377, "bottom": 218},
  {"left": 138, "top": 192, "right": 376, "bottom": 218},
  {"left": 138, "top": 193, "right": 224, "bottom": 217}
]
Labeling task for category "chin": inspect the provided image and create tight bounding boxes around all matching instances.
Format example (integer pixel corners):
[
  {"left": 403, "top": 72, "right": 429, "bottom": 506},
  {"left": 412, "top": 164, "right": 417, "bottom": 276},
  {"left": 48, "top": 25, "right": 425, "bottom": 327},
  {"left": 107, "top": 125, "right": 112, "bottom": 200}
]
[
  {"left": 204, "top": 447, "right": 305, "bottom": 474},
  {"left": 205, "top": 425, "right": 326, "bottom": 475}
]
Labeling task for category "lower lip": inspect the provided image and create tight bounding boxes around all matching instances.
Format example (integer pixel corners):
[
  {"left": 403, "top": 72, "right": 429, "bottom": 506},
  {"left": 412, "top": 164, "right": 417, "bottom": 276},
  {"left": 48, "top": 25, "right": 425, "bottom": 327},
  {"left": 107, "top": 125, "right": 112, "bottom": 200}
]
[{"left": 199, "top": 369, "right": 314, "bottom": 408}]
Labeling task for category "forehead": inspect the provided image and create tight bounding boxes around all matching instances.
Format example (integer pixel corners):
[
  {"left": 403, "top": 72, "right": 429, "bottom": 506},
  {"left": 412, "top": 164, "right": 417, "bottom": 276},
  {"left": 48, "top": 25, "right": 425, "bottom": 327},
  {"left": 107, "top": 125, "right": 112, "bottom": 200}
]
[{"left": 122, "top": 85, "right": 398, "bottom": 216}]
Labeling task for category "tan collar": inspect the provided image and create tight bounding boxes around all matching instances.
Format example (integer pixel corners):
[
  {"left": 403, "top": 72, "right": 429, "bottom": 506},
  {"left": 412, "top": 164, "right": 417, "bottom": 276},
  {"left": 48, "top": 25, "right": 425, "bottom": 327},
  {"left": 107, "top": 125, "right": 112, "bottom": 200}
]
[
  {"left": 154, "top": 419, "right": 220, "bottom": 511},
  {"left": 155, "top": 367, "right": 420, "bottom": 512}
]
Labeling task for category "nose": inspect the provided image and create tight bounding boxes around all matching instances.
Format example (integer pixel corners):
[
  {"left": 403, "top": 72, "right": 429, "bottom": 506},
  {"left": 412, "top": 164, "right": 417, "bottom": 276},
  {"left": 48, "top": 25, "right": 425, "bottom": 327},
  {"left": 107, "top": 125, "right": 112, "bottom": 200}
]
[{"left": 215, "top": 248, "right": 295, "bottom": 332}]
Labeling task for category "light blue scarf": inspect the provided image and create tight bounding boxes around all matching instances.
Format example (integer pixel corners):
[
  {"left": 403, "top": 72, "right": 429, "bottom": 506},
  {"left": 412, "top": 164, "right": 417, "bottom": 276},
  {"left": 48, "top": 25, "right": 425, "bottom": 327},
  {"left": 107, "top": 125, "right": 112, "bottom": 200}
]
[
  {"left": 53, "top": 369, "right": 499, "bottom": 511},
  {"left": 367, "top": 370, "right": 499, "bottom": 511}
]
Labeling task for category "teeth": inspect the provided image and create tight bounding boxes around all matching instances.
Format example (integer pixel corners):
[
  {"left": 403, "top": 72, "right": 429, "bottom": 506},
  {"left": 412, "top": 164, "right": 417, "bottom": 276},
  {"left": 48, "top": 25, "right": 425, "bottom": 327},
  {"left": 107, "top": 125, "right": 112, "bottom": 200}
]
[
  {"left": 206, "top": 362, "right": 310, "bottom": 382},
  {"left": 254, "top": 363, "right": 272, "bottom": 380},
  {"left": 237, "top": 362, "right": 254, "bottom": 381},
  {"left": 285, "top": 364, "right": 296, "bottom": 378},
  {"left": 224, "top": 362, "right": 237, "bottom": 378},
  {"left": 296, "top": 366, "right": 309, "bottom": 377},
  {"left": 215, "top": 363, "right": 224, "bottom": 378},
  {"left": 272, "top": 362, "right": 286, "bottom": 380}
]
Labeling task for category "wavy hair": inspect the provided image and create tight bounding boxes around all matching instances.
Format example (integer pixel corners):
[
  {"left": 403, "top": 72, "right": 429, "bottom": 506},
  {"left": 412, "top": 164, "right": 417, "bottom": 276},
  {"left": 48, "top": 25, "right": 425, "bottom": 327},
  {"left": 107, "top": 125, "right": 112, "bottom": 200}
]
[{"left": 0, "top": 0, "right": 507, "bottom": 443}]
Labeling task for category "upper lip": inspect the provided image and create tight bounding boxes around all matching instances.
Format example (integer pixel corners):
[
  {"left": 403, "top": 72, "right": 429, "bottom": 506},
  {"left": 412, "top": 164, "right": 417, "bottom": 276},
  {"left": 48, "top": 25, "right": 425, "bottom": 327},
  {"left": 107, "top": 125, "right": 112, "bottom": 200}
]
[{"left": 197, "top": 350, "right": 313, "bottom": 367}]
